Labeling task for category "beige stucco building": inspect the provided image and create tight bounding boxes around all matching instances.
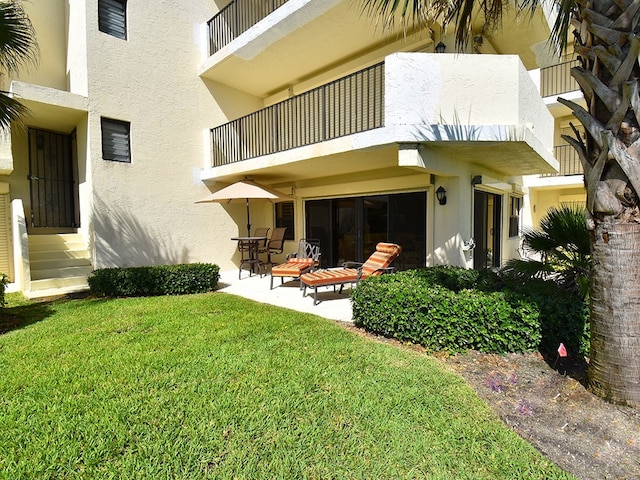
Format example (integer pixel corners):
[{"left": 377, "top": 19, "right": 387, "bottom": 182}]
[{"left": 0, "top": 0, "right": 584, "bottom": 297}]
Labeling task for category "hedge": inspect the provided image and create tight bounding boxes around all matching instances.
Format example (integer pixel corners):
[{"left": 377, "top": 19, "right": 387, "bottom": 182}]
[
  {"left": 352, "top": 268, "right": 590, "bottom": 356},
  {"left": 88, "top": 263, "right": 220, "bottom": 297},
  {"left": 352, "top": 271, "right": 541, "bottom": 354}
]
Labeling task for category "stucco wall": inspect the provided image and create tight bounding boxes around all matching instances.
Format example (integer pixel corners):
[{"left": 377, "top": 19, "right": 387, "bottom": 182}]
[
  {"left": 18, "top": 0, "right": 68, "bottom": 91},
  {"left": 81, "top": 0, "right": 244, "bottom": 270}
]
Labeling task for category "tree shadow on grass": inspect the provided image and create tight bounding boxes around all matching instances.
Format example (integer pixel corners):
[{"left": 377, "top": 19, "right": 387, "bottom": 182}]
[
  {"left": 0, "top": 302, "right": 56, "bottom": 335},
  {"left": 0, "top": 292, "right": 98, "bottom": 336}
]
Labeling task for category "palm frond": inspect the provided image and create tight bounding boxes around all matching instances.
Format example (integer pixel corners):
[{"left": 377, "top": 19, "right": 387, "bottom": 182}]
[
  {"left": 549, "top": 0, "right": 575, "bottom": 55},
  {"left": 0, "top": 90, "right": 28, "bottom": 131},
  {"left": 0, "top": 0, "right": 38, "bottom": 73},
  {"left": 360, "top": 0, "right": 557, "bottom": 51}
]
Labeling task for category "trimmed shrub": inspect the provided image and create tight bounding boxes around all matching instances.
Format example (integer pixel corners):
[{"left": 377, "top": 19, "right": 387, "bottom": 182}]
[
  {"left": 352, "top": 267, "right": 590, "bottom": 356},
  {"left": 352, "top": 271, "right": 541, "bottom": 354},
  {"left": 88, "top": 263, "right": 220, "bottom": 297},
  {"left": 518, "top": 281, "right": 590, "bottom": 357},
  {"left": 404, "top": 266, "right": 479, "bottom": 292},
  {"left": 0, "top": 273, "right": 8, "bottom": 306}
]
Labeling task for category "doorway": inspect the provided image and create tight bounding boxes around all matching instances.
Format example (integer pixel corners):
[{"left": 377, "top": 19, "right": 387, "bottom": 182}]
[
  {"left": 305, "top": 191, "right": 426, "bottom": 268},
  {"left": 28, "top": 128, "right": 79, "bottom": 229},
  {"left": 473, "top": 190, "right": 502, "bottom": 269}
]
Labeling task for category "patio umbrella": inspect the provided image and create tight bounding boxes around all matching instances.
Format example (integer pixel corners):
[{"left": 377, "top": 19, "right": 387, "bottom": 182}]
[{"left": 196, "top": 178, "right": 292, "bottom": 236}]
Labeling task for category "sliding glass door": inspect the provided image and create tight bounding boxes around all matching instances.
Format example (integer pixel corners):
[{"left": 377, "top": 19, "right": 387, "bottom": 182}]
[
  {"left": 473, "top": 190, "right": 502, "bottom": 269},
  {"left": 305, "top": 192, "right": 426, "bottom": 269}
]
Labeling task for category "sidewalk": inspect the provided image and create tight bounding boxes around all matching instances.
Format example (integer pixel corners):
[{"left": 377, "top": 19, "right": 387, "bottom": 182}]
[{"left": 217, "top": 269, "right": 354, "bottom": 323}]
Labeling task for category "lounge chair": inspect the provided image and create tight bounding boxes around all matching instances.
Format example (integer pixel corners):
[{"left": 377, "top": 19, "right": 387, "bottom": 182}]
[
  {"left": 270, "top": 239, "right": 321, "bottom": 290},
  {"left": 300, "top": 242, "right": 402, "bottom": 305}
]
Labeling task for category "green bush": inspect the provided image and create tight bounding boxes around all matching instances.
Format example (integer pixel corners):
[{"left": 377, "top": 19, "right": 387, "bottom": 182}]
[
  {"left": 405, "top": 266, "right": 479, "bottom": 291},
  {"left": 352, "top": 266, "right": 590, "bottom": 356},
  {"left": 0, "top": 273, "right": 8, "bottom": 306},
  {"left": 517, "top": 281, "right": 590, "bottom": 357},
  {"left": 88, "top": 263, "right": 220, "bottom": 297},
  {"left": 352, "top": 271, "right": 541, "bottom": 354}
]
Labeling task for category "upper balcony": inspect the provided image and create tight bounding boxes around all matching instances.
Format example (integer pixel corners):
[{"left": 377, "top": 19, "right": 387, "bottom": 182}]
[
  {"left": 199, "top": 0, "right": 419, "bottom": 98},
  {"left": 202, "top": 53, "right": 557, "bottom": 185},
  {"left": 539, "top": 59, "right": 584, "bottom": 116},
  {"left": 542, "top": 145, "right": 583, "bottom": 177}
]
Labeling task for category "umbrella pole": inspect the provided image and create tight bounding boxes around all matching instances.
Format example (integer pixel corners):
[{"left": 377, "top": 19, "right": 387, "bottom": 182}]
[{"left": 246, "top": 198, "right": 251, "bottom": 237}]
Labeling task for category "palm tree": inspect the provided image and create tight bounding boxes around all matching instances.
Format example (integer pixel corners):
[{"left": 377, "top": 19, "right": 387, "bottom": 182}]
[
  {"left": 502, "top": 205, "right": 591, "bottom": 298},
  {"left": 0, "top": 0, "right": 38, "bottom": 131},
  {"left": 361, "top": 0, "right": 640, "bottom": 406}
]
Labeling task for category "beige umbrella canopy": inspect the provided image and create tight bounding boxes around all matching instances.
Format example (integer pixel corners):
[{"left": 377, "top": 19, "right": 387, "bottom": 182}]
[{"left": 196, "top": 178, "right": 291, "bottom": 237}]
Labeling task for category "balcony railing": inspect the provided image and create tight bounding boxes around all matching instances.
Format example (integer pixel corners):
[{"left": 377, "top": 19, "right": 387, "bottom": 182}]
[
  {"left": 211, "top": 62, "right": 385, "bottom": 167},
  {"left": 542, "top": 144, "right": 583, "bottom": 177},
  {"left": 207, "top": 0, "right": 289, "bottom": 55},
  {"left": 540, "top": 59, "right": 580, "bottom": 97}
]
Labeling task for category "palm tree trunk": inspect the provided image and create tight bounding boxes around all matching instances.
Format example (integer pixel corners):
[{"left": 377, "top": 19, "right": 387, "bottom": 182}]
[
  {"left": 556, "top": 0, "right": 640, "bottom": 407},
  {"left": 589, "top": 220, "right": 640, "bottom": 405}
]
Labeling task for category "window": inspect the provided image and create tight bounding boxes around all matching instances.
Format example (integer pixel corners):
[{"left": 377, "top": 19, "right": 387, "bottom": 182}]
[
  {"left": 509, "top": 196, "right": 522, "bottom": 237},
  {"left": 101, "top": 117, "right": 131, "bottom": 163},
  {"left": 99, "top": 0, "right": 127, "bottom": 40},
  {"left": 275, "top": 202, "right": 294, "bottom": 241}
]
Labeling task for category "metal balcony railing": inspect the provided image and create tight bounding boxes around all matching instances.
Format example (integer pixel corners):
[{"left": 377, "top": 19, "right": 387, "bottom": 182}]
[
  {"left": 207, "top": 0, "right": 289, "bottom": 55},
  {"left": 540, "top": 59, "right": 580, "bottom": 97},
  {"left": 542, "top": 144, "right": 583, "bottom": 177},
  {"left": 211, "top": 62, "right": 385, "bottom": 167}
]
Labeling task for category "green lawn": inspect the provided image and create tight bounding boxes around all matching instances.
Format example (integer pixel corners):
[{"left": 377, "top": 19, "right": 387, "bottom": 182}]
[{"left": 0, "top": 293, "right": 574, "bottom": 479}]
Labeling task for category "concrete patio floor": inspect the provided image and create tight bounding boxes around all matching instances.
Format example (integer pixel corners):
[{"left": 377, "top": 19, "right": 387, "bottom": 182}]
[{"left": 217, "top": 268, "right": 354, "bottom": 322}]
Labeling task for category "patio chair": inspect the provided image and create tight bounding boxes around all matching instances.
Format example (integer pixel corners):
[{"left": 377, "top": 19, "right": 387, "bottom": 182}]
[
  {"left": 270, "top": 239, "right": 321, "bottom": 290},
  {"left": 300, "top": 242, "right": 402, "bottom": 305},
  {"left": 259, "top": 227, "right": 287, "bottom": 267}
]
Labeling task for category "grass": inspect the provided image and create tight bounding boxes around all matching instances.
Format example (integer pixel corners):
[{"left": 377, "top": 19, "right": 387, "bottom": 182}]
[{"left": 0, "top": 292, "right": 574, "bottom": 479}]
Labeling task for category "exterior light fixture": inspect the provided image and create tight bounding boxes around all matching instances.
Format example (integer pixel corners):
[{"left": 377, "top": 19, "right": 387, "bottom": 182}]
[
  {"left": 436, "top": 186, "right": 447, "bottom": 205},
  {"left": 435, "top": 41, "right": 446, "bottom": 53}
]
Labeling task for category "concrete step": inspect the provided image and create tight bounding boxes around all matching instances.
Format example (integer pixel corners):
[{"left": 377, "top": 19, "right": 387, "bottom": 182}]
[
  {"left": 28, "top": 234, "right": 86, "bottom": 252},
  {"left": 26, "top": 233, "right": 93, "bottom": 298},
  {"left": 28, "top": 276, "right": 90, "bottom": 299},
  {"left": 31, "top": 265, "right": 93, "bottom": 281},
  {"left": 29, "top": 249, "right": 90, "bottom": 262},
  {"left": 30, "top": 257, "right": 92, "bottom": 271}
]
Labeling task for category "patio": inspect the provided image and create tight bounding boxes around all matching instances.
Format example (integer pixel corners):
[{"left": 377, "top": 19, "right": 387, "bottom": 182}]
[{"left": 217, "top": 269, "right": 353, "bottom": 322}]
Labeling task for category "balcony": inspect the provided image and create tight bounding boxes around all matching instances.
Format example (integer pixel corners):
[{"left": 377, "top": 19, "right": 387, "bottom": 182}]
[
  {"left": 202, "top": 53, "right": 556, "bottom": 184},
  {"left": 541, "top": 144, "right": 583, "bottom": 177},
  {"left": 211, "top": 63, "right": 384, "bottom": 166},
  {"left": 199, "top": 0, "right": 414, "bottom": 98},
  {"left": 540, "top": 60, "right": 580, "bottom": 98},
  {"left": 207, "top": 0, "right": 289, "bottom": 55}
]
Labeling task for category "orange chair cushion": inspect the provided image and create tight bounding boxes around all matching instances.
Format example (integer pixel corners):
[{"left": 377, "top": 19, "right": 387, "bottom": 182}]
[
  {"left": 300, "top": 268, "right": 359, "bottom": 287},
  {"left": 272, "top": 258, "right": 314, "bottom": 277},
  {"left": 361, "top": 242, "right": 402, "bottom": 277}
]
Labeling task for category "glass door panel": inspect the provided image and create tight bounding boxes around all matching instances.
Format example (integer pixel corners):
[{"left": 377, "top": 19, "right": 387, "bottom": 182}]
[
  {"left": 473, "top": 190, "right": 502, "bottom": 269},
  {"left": 306, "top": 192, "right": 426, "bottom": 268}
]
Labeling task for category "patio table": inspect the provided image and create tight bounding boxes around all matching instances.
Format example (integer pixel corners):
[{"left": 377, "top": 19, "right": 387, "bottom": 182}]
[{"left": 232, "top": 236, "right": 267, "bottom": 279}]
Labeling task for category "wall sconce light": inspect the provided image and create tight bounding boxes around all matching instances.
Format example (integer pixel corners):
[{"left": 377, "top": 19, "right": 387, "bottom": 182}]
[
  {"left": 436, "top": 186, "right": 447, "bottom": 205},
  {"left": 435, "top": 41, "right": 446, "bottom": 53}
]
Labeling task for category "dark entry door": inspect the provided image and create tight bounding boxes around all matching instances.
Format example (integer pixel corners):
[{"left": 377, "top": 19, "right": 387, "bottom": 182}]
[
  {"left": 28, "top": 128, "right": 78, "bottom": 228},
  {"left": 473, "top": 190, "right": 502, "bottom": 269},
  {"left": 305, "top": 192, "right": 426, "bottom": 269}
]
